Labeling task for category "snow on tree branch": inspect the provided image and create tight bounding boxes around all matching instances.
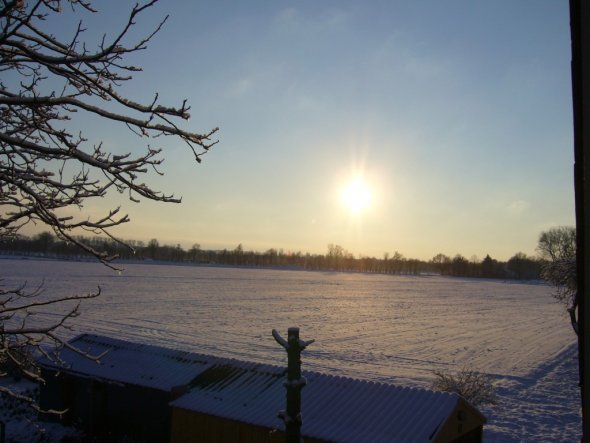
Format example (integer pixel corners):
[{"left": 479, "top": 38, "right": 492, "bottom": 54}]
[
  {"left": 0, "top": 0, "right": 219, "bottom": 262},
  {"left": 0, "top": 0, "right": 218, "bottom": 403}
]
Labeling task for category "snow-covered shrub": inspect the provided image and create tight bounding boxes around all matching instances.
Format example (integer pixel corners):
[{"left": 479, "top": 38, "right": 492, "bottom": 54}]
[{"left": 431, "top": 367, "right": 497, "bottom": 406}]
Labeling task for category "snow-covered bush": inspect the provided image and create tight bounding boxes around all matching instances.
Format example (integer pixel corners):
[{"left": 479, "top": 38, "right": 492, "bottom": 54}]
[{"left": 431, "top": 367, "right": 497, "bottom": 406}]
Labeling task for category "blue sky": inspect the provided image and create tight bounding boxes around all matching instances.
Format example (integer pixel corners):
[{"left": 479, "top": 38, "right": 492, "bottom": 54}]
[{"left": 38, "top": 1, "right": 574, "bottom": 261}]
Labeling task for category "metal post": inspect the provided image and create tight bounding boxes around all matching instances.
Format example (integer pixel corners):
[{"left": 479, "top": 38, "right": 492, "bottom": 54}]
[{"left": 273, "top": 327, "right": 314, "bottom": 443}]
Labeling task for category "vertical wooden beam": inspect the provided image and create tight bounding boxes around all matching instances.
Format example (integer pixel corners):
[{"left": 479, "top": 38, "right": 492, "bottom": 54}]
[
  {"left": 273, "top": 327, "right": 314, "bottom": 443},
  {"left": 570, "top": 0, "right": 590, "bottom": 439}
]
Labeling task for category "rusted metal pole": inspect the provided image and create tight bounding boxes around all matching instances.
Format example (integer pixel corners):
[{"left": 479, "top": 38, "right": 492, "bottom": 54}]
[{"left": 273, "top": 327, "right": 314, "bottom": 443}]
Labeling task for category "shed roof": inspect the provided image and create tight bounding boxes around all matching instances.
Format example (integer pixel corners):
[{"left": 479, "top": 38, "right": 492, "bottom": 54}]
[
  {"left": 37, "top": 333, "right": 213, "bottom": 391},
  {"left": 171, "top": 359, "right": 473, "bottom": 443},
  {"left": 39, "top": 334, "right": 483, "bottom": 442}
]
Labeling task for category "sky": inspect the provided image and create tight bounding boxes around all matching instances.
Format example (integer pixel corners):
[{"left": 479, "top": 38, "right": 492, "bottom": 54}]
[{"left": 27, "top": 0, "right": 575, "bottom": 261}]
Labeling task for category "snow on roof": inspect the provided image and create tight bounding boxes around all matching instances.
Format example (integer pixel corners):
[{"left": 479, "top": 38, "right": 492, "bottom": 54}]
[
  {"left": 37, "top": 334, "right": 214, "bottom": 391},
  {"left": 171, "top": 360, "right": 464, "bottom": 443},
  {"left": 38, "top": 334, "right": 477, "bottom": 441}
]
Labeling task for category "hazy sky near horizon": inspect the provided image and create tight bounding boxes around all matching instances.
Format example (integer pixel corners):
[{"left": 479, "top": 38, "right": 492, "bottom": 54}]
[{"left": 32, "top": 1, "right": 575, "bottom": 261}]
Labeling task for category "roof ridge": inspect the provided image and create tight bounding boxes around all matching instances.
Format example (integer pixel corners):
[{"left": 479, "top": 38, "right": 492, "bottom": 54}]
[{"left": 45, "top": 333, "right": 460, "bottom": 400}]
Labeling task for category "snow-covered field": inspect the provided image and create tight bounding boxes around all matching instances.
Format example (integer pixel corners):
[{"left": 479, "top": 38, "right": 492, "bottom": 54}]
[{"left": 1, "top": 258, "right": 581, "bottom": 441}]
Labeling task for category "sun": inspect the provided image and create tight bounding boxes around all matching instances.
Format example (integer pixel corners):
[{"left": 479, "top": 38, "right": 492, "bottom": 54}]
[{"left": 341, "top": 178, "right": 372, "bottom": 215}]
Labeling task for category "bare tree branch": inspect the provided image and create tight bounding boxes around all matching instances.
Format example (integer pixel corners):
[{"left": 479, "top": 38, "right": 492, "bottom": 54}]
[
  {"left": 1, "top": 0, "right": 218, "bottom": 258},
  {"left": 0, "top": 0, "right": 218, "bottom": 406},
  {"left": 537, "top": 227, "right": 578, "bottom": 335}
]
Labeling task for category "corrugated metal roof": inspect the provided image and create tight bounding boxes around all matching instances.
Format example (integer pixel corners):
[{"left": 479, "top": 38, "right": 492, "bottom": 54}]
[
  {"left": 39, "top": 334, "right": 474, "bottom": 442},
  {"left": 171, "top": 360, "right": 462, "bottom": 443},
  {"left": 37, "top": 334, "right": 214, "bottom": 391}
]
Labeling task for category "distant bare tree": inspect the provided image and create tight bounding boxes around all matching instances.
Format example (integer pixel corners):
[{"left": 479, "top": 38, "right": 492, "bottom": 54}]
[
  {"left": 431, "top": 253, "right": 451, "bottom": 275},
  {"left": 0, "top": 0, "right": 217, "bottom": 404},
  {"left": 538, "top": 226, "right": 577, "bottom": 262},
  {"left": 537, "top": 227, "right": 577, "bottom": 334}
]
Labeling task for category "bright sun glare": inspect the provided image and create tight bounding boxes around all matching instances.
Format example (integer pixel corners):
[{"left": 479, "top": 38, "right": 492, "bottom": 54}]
[{"left": 341, "top": 178, "right": 372, "bottom": 215}]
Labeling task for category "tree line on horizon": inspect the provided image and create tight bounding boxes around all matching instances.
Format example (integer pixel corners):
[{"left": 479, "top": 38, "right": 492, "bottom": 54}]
[{"left": 1, "top": 232, "right": 542, "bottom": 280}]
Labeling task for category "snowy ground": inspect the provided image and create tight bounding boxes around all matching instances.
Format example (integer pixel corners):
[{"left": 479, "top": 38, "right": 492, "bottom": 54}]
[
  {"left": 483, "top": 343, "right": 580, "bottom": 442},
  {"left": 0, "top": 258, "right": 582, "bottom": 441}
]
